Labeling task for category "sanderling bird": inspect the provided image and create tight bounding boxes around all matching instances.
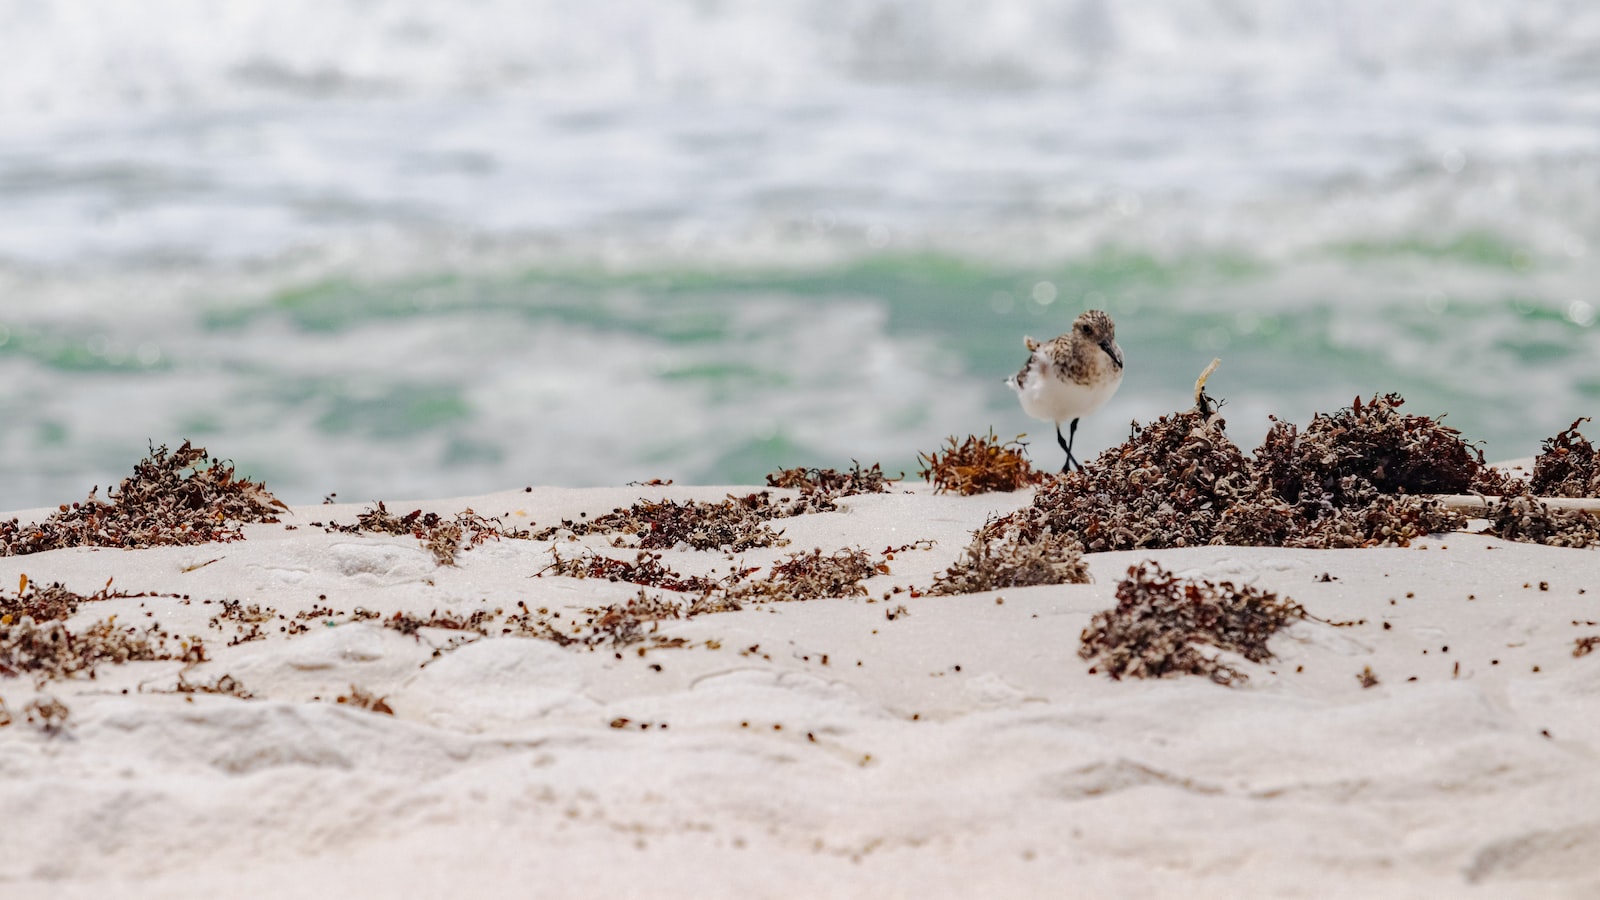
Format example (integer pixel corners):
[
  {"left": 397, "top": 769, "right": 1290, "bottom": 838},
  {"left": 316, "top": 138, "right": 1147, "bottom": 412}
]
[{"left": 1006, "top": 309, "right": 1124, "bottom": 473}]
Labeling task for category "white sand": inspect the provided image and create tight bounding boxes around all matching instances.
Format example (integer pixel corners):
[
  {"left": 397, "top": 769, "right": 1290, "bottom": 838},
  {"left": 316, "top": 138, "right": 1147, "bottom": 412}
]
[{"left": 3, "top": 483, "right": 1599, "bottom": 899}]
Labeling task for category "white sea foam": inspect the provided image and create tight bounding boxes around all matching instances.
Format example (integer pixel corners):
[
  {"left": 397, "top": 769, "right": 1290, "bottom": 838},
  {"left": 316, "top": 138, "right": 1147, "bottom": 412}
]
[{"left": 4, "top": 1, "right": 1599, "bottom": 120}]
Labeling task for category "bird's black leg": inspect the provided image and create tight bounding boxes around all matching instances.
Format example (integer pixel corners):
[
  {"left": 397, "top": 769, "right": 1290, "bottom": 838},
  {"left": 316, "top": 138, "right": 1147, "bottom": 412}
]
[{"left": 1056, "top": 419, "right": 1083, "bottom": 474}]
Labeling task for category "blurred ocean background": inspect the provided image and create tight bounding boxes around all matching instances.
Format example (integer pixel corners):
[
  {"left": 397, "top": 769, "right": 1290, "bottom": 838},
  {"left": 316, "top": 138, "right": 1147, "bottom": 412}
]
[{"left": 1, "top": 0, "right": 1598, "bottom": 507}]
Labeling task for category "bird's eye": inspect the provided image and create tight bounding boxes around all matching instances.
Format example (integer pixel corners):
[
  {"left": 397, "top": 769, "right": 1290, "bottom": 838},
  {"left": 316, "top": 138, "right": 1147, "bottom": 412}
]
[{"left": 1078, "top": 323, "right": 1090, "bottom": 334}]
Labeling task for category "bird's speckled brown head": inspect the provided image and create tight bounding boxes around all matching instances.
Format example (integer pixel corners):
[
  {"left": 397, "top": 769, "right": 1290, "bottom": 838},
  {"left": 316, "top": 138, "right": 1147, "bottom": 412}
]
[
  {"left": 1074, "top": 309, "right": 1115, "bottom": 344},
  {"left": 1072, "top": 309, "right": 1122, "bottom": 371}
]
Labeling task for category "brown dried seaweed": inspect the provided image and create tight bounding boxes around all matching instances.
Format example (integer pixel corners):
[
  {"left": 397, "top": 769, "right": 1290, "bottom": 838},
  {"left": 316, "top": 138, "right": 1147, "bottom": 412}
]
[
  {"left": 24, "top": 696, "right": 70, "bottom": 735},
  {"left": 330, "top": 503, "right": 531, "bottom": 565},
  {"left": 336, "top": 685, "right": 394, "bottom": 715},
  {"left": 538, "top": 549, "right": 734, "bottom": 593},
  {"left": 0, "top": 577, "right": 140, "bottom": 624},
  {"left": 729, "top": 548, "right": 883, "bottom": 603},
  {"left": 505, "top": 545, "right": 889, "bottom": 650},
  {"left": 1530, "top": 418, "right": 1600, "bottom": 498},
  {"left": 1255, "top": 394, "right": 1498, "bottom": 511},
  {"left": 207, "top": 599, "right": 278, "bottom": 646},
  {"left": 531, "top": 463, "right": 891, "bottom": 554},
  {"left": 997, "top": 407, "right": 1255, "bottom": 552},
  {"left": 766, "top": 461, "right": 897, "bottom": 509},
  {"left": 532, "top": 492, "right": 794, "bottom": 551},
  {"left": 1481, "top": 495, "right": 1600, "bottom": 548},
  {"left": 383, "top": 608, "right": 496, "bottom": 639},
  {"left": 1285, "top": 495, "right": 1464, "bottom": 549},
  {"left": 918, "top": 431, "right": 1046, "bottom": 495},
  {"left": 0, "top": 441, "right": 284, "bottom": 556},
  {"left": 1079, "top": 562, "right": 1306, "bottom": 685},
  {"left": 504, "top": 590, "right": 732, "bottom": 650},
  {"left": 168, "top": 672, "right": 255, "bottom": 699},
  {"left": 987, "top": 392, "right": 1495, "bottom": 552},
  {"left": 928, "top": 526, "right": 1089, "bottom": 595},
  {"left": 0, "top": 616, "right": 206, "bottom": 685}
]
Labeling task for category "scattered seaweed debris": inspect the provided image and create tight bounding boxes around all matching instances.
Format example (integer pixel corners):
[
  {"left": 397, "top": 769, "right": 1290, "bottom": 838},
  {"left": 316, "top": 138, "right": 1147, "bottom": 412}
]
[
  {"left": 325, "top": 503, "right": 531, "bottom": 566},
  {"left": 0, "top": 617, "right": 206, "bottom": 685},
  {"left": 532, "top": 469, "right": 895, "bottom": 552},
  {"left": 1530, "top": 418, "right": 1600, "bottom": 498},
  {"left": 928, "top": 526, "right": 1089, "bottom": 595},
  {"left": 335, "top": 685, "right": 394, "bottom": 716},
  {"left": 208, "top": 600, "right": 280, "bottom": 646},
  {"left": 0, "top": 441, "right": 285, "bottom": 556},
  {"left": 383, "top": 608, "right": 495, "bottom": 639},
  {"left": 506, "top": 545, "right": 891, "bottom": 651},
  {"left": 538, "top": 549, "right": 736, "bottom": 593},
  {"left": 730, "top": 548, "right": 883, "bottom": 603},
  {"left": 918, "top": 431, "right": 1046, "bottom": 495},
  {"left": 766, "top": 461, "right": 898, "bottom": 510},
  {"left": 505, "top": 590, "right": 732, "bottom": 650},
  {"left": 1575, "top": 636, "right": 1600, "bottom": 658},
  {"left": 167, "top": 672, "right": 255, "bottom": 700},
  {"left": 1079, "top": 562, "right": 1306, "bottom": 686},
  {"left": 532, "top": 493, "right": 795, "bottom": 552},
  {"left": 0, "top": 576, "right": 147, "bottom": 624},
  {"left": 24, "top": 696, "right": 70, "bottom": 735},
  {"left": 1481, "top": 496, "right": 1600, "bottom": 548}
]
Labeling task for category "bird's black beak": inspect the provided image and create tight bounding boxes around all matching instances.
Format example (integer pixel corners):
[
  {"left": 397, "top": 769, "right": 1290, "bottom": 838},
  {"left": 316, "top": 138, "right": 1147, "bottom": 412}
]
[{"left": 1101, "top": 340, "right": 1123, "bottom": 370}]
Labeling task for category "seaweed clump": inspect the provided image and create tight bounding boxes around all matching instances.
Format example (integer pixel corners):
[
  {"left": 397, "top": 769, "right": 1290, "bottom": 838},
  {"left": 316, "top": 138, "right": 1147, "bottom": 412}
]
[
  {"left": 327, "top": 503, "right": 530, "bottom": 566},
  {"left": 1000, "top": 405, "right": 1256, "bottom": 552},
  {"left": 729, "top": 548, "right": 884, "bottom": 603},
  {"left": 928, "top": 527, "right": 1088, "bottom": 595},
  {"left": 1228, "top": 394, "right": 1509, "bottom": 547},
  {"left": 532, "top": 492, "right": 795, "bottom": 551},
  {"left": 986, "top": 391, "right": 1505, "bottom": 553},
  {"left": 766, "top": 461, "right": 897, "bottom": 511},
  {"left": 1079, "top": 562, "right": 1306, "bottom": 686},
  {"left": 919, "top": 432, "right": 1046, "bottom": 495},
  {"left": 539, "top": 549, "right": 734, "bottom": 593},
  {"left": 1279, "top": 495, "right": 1464, "bottom": 549},
  {"left": 1254, "top": 394, "right": 1508, "bottom": 511},
  {"left": 0, "top": 441, "right": 285, "bottom": 556},
  {"left": 1530, "top": 419, "right": 1600, "bottom": 498}
]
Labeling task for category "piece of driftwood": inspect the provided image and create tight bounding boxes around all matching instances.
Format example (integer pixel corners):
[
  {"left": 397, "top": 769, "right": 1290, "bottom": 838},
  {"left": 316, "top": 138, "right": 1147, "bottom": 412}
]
[{"left": 1430, "top": 494, "right": 1600, "bottom": 514}]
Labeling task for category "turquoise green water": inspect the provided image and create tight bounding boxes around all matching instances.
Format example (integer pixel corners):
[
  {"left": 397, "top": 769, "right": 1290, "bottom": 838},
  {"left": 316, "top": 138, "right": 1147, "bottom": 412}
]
[{"left": 2, "top": 221, "right": 1594, "bottom": 509}]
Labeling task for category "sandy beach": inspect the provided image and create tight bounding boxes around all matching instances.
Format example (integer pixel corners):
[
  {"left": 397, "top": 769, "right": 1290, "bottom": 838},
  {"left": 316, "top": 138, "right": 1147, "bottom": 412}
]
[
  {"left": 8, "top": 6, "right": 1599, "bottom": 897},
  {"left": 3, "top": 467, "right": 1599, "bottom": 899}
]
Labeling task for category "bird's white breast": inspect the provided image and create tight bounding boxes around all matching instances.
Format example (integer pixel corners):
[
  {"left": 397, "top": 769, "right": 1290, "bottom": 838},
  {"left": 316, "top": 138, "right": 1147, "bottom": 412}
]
[{"left": 1010, "top": 353, "right": 1123, "bottom": 424}]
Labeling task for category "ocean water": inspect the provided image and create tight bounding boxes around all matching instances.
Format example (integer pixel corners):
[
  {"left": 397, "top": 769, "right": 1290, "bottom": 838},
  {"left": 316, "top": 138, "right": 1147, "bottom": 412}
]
[{"left": 2, "top": 0, "right": 1598, "bottom": 508}]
